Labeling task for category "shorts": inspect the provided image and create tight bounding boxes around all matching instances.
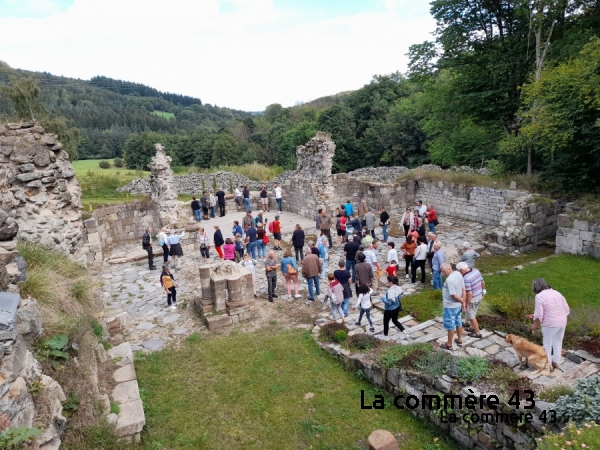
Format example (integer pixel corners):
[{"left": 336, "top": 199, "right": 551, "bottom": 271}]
[
  {"left": 337, "top": 229, "right": 345, "bottom": 236},
  {"left": 261, "top": 198, "right": 268, "bottom": 205},
  {"left": 443, "top": 307, "right": 463, "bottom": 331},
  {"left": 273, "top": 232, "right": 281, "bottom": 240},
  {"left": 465, "top": 295, "right": 482, "bottom": 320}
]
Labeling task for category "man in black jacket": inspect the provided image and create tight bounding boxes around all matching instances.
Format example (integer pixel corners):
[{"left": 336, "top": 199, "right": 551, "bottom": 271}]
[
  {"left": 191, "top": 197, "right": 201, "bottom": 222},
  {"left": 142, "top": 227, "right": 156, "bottom": 270},
  {"left": 216, "top": 188, "right": 226, "bottom": 217}
]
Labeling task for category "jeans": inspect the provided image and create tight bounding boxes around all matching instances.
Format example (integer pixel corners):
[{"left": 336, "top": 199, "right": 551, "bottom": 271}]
[
  {"left": 276, "top": 198, "right": 282, "bottom": 212},
  {"left": 294, "top": 246, "right": 304, "bottom": 262},
  {"left": 267, "top": 275, "right": 277, "bottom": 302},
  {"left": 428, "top": 222, "right": 436, "bottom": 233},
  {"left": 433, "top": 270, "right": 443, "bottom": 290},
  {"left": 162, "top": 244, "right": 169, "bottom": 262},
  {"left": 248, "top": 241, "right": 257, "bottom": 260},
  {"left": 218, "top": 203, "right": 226, "bottom": 216},
  {"left": 235, "top": 196, "right": 242, "bottom": 206},
  {"left": 258, "top": 242, "right": 266, "bottom": 258},
  {"left": 346, "top": 260, "right": 356, "bottom": 283},
  {"left": 193, "top": 210, "right": 201, "bottom": 222},
  {"left": 321, "top": 229, "right": 332, "bottom": 247},
  {"left": 357, "top": 307, "right": 373, "bottom": 327},
  {"left": 383, "top": 307, "right": 405, "bottom": 335},
  {"left": 244, "top": 198, "right": 251, "bottom": 210},
  {"left": 321, "top": 259, "right": 328, "bottom": 279},
  {"left": 200, "top": 246, "right": 210, "bottom": 258},
  {"left": 404, "top": 255, "right": 413, "bottom": 275},
  {"left": 330, "top": 302, "right": 344, "bottom": 320},
  {"left": 382, "top": 224, "right": 388, "bottom": 242},
  {"left": 542, "top": 326, "right": 566, "bottom": 364},
  {"left": 342, "top": 297, "right": 350, "bottom": 317},
  {"left": 167, "top": 287, "right": 177, "bottom": 305},
  {"left": 210, "top": 206, "right": 216, "bottom": 218},
  {"left": 307, "top": 276, "right": 320, "bottom": 300}
]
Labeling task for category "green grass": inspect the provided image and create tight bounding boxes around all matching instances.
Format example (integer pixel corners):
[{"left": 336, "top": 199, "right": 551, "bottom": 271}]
[
  {"left": 152, "top": 110, "right": 175, "bottom": 120},
  {"left": 135, "top": 329, "right": 456, "bottom": 450},
  {"left": 72, "top": 159, "right": 149, "bottom": 180},
  {"left": 476, "top": 247, "right": 555, "bottom": 274},
  {"left": 538, "top": 421, "right": 600, "bottom": 449},
  {"left": 485, "top": 254, "right": 600, "bottom": 310}
]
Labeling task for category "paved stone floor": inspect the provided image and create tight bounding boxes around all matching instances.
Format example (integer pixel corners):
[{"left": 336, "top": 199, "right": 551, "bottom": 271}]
[{"left": 97, "top": 210, "right": 486, "bottom": 352}]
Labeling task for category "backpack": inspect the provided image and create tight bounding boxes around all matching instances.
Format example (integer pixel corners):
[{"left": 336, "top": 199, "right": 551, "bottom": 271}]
[
  {"left": 268, "top": 221, "right": 274, "bottom": 233},
  {"left": 335, "top": 217, "right": 341, "bottom": 230}
]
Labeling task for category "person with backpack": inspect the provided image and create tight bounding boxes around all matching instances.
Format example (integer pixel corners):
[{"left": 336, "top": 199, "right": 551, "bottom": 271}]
[
  {"left": 334, "top": 259, "right": 352, "bottom": 317},
  {"left": 156, "top": 227, "right": 169, "bottom": 263},
  {"left": 281, "top": 248, "right": 300, "bottom": 299},
  {"left": 352, "top": 283, "right": 374, "bottom": 332},
  {"left": 160, "top": 265, "right": 177, "bottom": 310},
  {"left": 142, "top": 226, "right": 156, "bottom": 270},
  {"left": 200, "top": 192, "right": 210, "bottom": 220},
  {"left": 271, "top": 215, "right": 282, "bottom": 250},
  {"left": 380, "top": 276, "right": 409, "bottom": 339},
  {"left": 327, "top": 273, "right": 346, "bottom": 323},
  {"left": 191, "top": 197, "right": 201, "bottom": 222},
  {"left": 254, "top": 210, "right": 265, "bottom": 228}
]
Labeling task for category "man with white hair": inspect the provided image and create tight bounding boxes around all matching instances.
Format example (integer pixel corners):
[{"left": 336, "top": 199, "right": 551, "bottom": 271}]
[
  {"left": 458, "top": 261, "right": 486, "bottom": 339},
  {"left": 460, "top": 242, "right": 481, "bottom": 269},
  {"left": 440, "top": 262, "right": 465, "bottom": 351},
  {"left": 426, "top": 232, "right": 437, "bottom": 274},
  {"left": 431, "top": 241, "right": 445, "bottom": 290}
]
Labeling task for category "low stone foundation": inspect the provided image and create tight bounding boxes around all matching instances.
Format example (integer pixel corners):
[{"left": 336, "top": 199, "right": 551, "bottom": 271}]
[
  {"left": 194, "top": 261, "right": 258, "bottom": 329},
  {"left": 555, "top": 215, "right": 600, "bottom": 258}
]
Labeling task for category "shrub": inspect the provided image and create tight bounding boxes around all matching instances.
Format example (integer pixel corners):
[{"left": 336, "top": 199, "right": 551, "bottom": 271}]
[
  {"left": 333, "top": 330, "right": 347, "bottom": 343},
  {"left": 401, "top": 290, "right": 443, "bottom": 322},
  {"left": 538, "top": 385, "right": 574, "bottom": 403},
  {"left": 380, "top": 343, "right": 434, "bottom": 369},
  {"left": 577, "top": 338, "right": 600, "bottom": 357},
  {"left": 555, "top": 377, "right": 600, "bottom": 423},
  {"left": 319, "top": 322, "right": 348, "bottom": 342},
  {"left": 110, "top": 402, "right": 120, "bottom": 414},
  {"left": 537, "top": 421, "right": 600, "bottom": 450},
  {"left": 415, "top": 350, "right": 455, "bottom": 378},
  {"left": 98, "top": 160, "right": 111, "bottom": 169},
  {"left": 113, "top": 157, "right": 124, "bottom": 168},
  {"left": 491, "top": 295, "right": 535, "bottom": 320},
  {"left": 484, "top": 361, "right": 534, "bottom": 399},
  {"left": 0, "top": 426, "right": 41, "bottom": 449},
  {"left": 454, "top": 356, "right": 489, "bottom": 382},
  {"left": 477, "top": 315, "right": 541, "bottom": 344},
  {"left": 346, "top": 333, "right": 379, "bottom": 351}
]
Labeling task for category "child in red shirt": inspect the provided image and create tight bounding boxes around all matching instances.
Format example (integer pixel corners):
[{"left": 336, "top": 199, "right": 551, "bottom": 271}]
[
  {"left": 272, "top": 215, "right": 282, "bottom": 250},
  {"left": 386, "top": 260, "right": 398, "bottom": 277}
]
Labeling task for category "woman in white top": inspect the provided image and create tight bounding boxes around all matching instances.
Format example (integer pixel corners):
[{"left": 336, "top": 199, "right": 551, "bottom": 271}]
[
  {"left": 197, "top": 227, "right": 211, "bottom": 261},
  {"left": 400, "top": 207, "right": 416, "bottom": 237},
  {"left": 156, "top": 227, "right": 169, "bottom": 263},
  {"left": 411, "top": 236, "right": 428, "bottom": 284},
  {"left": 386, "top": 242, "right": 398, "bottom": 265}
]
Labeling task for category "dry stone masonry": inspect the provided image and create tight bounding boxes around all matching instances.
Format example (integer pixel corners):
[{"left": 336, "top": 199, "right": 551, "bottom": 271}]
[
  {"left": 148, "top": 143, "right": 180, "bottom": 225},
  {"left": 0, "top": 122, "right": 84, "bottom": 263},
  {"left": 195, "top": 261, "right": 258, "bottom": 329},
  {"left": 555, "top": 214, "right": 600, "bottom": 258}
]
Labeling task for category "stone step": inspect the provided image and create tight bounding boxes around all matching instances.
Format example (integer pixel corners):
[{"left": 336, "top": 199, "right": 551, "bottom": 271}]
[
  {"left": 405, "top": 319, "right": 437, "bottom": 334},
  {"left": 410, "top": 329, "right": 446, "bottom": 344},
  {"left": 107, "top": 342, "right": 134, "bottom": 367},
  {"left": 543, "top": 361, "right": 599, "bottom": 389}
]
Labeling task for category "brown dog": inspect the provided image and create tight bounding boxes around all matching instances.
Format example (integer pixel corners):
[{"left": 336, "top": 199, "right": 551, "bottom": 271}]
[{"left": 505, "top": 334, "right": 552, "bottom": 376}]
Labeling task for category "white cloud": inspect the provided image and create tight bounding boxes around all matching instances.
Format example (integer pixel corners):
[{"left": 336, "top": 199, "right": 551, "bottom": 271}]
[{"left": 0, "top": 0, "right": 435, "bottom": 110}]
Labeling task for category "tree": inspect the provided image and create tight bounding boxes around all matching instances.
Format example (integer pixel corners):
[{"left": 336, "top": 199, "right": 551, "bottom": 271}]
[
  {"left": 211, "top": 132, "right": 240, "bottom": 166},
  {"left": 0, "top": 76, "right": 46, "bottom": 120}
]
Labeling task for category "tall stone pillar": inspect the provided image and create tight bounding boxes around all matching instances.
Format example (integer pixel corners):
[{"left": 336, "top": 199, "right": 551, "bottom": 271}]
[{"left": 147, "top": 143, "right": 179, "bottom": 225}]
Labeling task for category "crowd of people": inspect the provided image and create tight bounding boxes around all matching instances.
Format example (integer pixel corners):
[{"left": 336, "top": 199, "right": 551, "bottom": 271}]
[{"left": 143, "top": 192, "right": 571, "bottom": 364}]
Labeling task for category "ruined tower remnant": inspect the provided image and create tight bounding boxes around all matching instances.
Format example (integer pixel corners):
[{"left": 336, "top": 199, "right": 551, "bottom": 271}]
[
  {"left": 148, "top": 143, "right": 179, "bottom": 224},
  {"left": 295, "top": 131, "right": 336, "bottom": 179}
]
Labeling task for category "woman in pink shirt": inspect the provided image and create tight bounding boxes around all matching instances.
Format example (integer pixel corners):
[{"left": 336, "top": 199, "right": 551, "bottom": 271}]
[
  {"left": 223, "top": 238, "right": 236, "bottom": 261},
  {"left": 527, "top": 278, "right": 570, "bottom": 371}
]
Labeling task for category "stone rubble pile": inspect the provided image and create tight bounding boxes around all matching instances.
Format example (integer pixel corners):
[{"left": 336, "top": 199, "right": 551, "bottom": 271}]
[
  {"left": 347, "top": 164, "right": 491, "bottom": 184},
  {"left": 148, "top": 144, "right": 180, "bottom": 224},
  {"left": 0, "top": 122, "right": 84, "bottom": 263}
]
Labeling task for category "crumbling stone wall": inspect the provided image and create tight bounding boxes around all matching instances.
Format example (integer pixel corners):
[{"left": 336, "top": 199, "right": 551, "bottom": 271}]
[
  {"left": 555, "top": 215, "right": 600, "bottom": 257},
  {"left": 148, "top": 143, "right": 180, "bottom": 225},
  {"left": 0, "top": 122, "right": 83, "bottom": 262},
  {"left": 295, "top": 132, "right": 336, "bottom": 178}
]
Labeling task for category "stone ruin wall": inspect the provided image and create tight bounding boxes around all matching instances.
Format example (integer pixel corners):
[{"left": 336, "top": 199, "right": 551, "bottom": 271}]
[
  {"left": 148, "top": 143, "right": 180, "bottom": 225},
  {"left": 555, "top": 215, "right": 600, "bottom": 258},
  {"left": 0, "top": 122, "right": 84, "bottom": 262}
]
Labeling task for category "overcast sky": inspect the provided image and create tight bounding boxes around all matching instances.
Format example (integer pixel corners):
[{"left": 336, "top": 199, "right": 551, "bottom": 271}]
[{"left": 0, "top": 0, "right": 435, "bottom": 111}]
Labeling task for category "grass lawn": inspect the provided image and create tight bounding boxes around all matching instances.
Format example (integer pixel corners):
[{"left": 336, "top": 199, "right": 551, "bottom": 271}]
[
  {"left": 72, "top": 159, "right": 149, "bottom": 181},
  {"left": 152, "top": 110, "right": 176, "bottom": 120},
  {"left": 135, "top": 329, "right": 456, "bottom": 450},
  {"left": 400, "top": 252, "right": 600, "bottom": 323},
  {"left": 484, "top": 253, "right": 600, "bottom": 310}
]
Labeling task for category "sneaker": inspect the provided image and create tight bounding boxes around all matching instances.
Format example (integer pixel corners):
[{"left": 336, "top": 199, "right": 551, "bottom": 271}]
[
  {"left": 169, "top": 305, "right": 176, "bottom": 310},
  {"left": 308, "top": 298, "right": 315, "bottom": 301},
  {"left": 272, "top": 294, "right": 278, "bottom": 298},
  {"left": 399, "top": 333, "right": 410, "bottom": 340},
  {"left": 369, "top": 327, "right": 375, "bottom": 332},
  {"left": 405, "top": 274, "right": 409, "bottom": 279},
  {"left": 294, "top": 294, "right": 301, "bottom": 299}
]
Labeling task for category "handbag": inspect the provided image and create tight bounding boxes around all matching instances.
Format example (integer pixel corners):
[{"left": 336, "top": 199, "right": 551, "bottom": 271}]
[
  {"left": 287, "top": 263, "right": 297, "bottom": 275},
  {"left": 433, "top": 219, "right": 439, "bottom": 226}
]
